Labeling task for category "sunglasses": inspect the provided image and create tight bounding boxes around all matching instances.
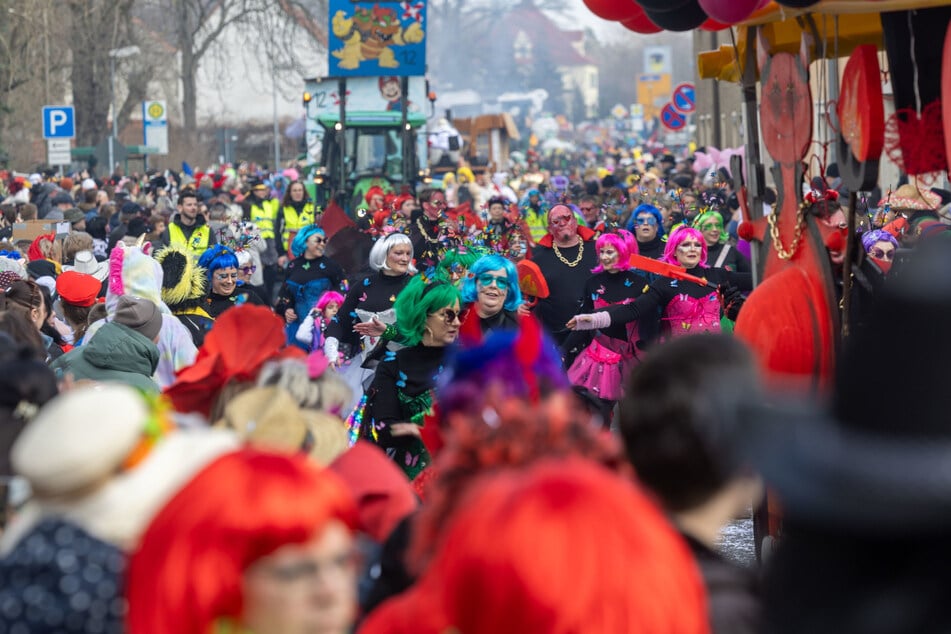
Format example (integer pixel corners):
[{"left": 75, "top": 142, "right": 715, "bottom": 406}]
[
  {"left": 634, "top": 216, "right": 658, "bottom": 226},
  {"left": 310, "top": 236, "right": 326, "bottom": 245},
  {"left": 477, "top": 273, "right": 510, "bottom": 290},
  {"left": 434, "top": 307, "right": 466, "bottom": 324},
  {"left": 677, "top": 242, "right": 703, "bottom": 251},
  {"left": 215, "top": 272, "right": 239, "bottom": 280},
  {"left": 549, "top": 215, "right": 573, "bottom": 227},
  {"left": 870, "top": 247, "right": 895, "bottom": 261},
  {"left": 241, "top": 265, "right": 257, "bottom": 274}
]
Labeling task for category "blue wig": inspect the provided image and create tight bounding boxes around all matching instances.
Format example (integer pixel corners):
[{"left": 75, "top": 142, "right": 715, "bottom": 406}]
[
  {"left": 291, "top": 225, "right": 326, "bottom": 258},
  {"left": 461, "top": 254, "right": 522, "bottom": 312},
  {"left": 626, "top": 203, "right": 665, "bottom": 238},
  {"left": 197, "top": 245, "right": 239, "bottom": 282}
]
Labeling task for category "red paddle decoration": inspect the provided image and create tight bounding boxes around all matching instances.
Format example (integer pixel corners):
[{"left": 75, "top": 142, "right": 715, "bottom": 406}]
[{"left": 628, "top": 254, "right": 712, "bottom": 287}]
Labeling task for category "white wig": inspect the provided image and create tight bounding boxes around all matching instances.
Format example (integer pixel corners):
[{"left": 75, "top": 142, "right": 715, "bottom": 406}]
[{"left": 368, "top": 232, "right": 417, "bottom": 273}]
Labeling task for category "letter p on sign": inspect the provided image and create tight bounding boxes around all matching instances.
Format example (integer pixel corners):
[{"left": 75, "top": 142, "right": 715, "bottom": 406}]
[{"left": 43, "top": 106, "right": 75, "bottom": 139}]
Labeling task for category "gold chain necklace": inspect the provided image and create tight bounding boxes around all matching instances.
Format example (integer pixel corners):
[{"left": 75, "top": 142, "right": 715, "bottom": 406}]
[
  {"left": 552, "top": 240, "right": 584, "bottom": 267},
  {"left": 416, "top": 217, "right": 441, "bottom": 243},
  {"left": 767, "top": 204, "right": 805, "bottom": 260}
]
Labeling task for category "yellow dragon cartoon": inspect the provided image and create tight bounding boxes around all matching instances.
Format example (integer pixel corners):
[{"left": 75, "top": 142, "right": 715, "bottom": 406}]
[{"left": 331, "top": 4, "right": 424, "bottom": 71}]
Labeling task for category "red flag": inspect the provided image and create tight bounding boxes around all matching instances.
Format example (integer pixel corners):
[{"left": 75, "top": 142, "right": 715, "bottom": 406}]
[{"left": 321, "top": 198, "right": 356, "bottom": 242}]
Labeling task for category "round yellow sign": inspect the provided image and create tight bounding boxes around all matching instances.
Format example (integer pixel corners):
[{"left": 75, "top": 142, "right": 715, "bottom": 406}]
[{"left": 147, "top": 102, "right": 165, "bottom": 119}]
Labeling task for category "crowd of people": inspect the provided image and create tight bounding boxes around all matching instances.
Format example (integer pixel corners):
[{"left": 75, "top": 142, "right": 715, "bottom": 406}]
[{"left": 0, "top": 151, "right": 949, "bottom": 633}]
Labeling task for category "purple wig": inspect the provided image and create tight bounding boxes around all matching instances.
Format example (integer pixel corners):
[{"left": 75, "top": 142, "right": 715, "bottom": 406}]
[
  {"left": 861, "top": 229, "right": 900, "bottom": 253},
  {"left": 316, "top": 290, "right": 345, "bottom": 313},
  {"left": 662, "top": 226, "right": 708, "bottom": 268},
  {"left": 592, "top": 232, "right": 633, "bottom": 273}
]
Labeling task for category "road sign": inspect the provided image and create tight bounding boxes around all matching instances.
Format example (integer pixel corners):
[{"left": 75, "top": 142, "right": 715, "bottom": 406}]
[
  {"left": 43, "top": 106, "right": 75, "bottom": 139},
  {"left": 671, "top": 83, "right": 696, "bottom": 114},
  {"left": 47, "top": 139, "right": 71, "bottom": 165},
  {"left": 637, "top": 73, "right": 671, "bottom": 121},
  {"left": 611, "top": 104, "right": 628, "bottom": 119},
  {"left": 142, "top": 100, "right": 169, "bottom": 154},
  {"left": 660, "top": 103, "right": 687, "bottom": 131}
]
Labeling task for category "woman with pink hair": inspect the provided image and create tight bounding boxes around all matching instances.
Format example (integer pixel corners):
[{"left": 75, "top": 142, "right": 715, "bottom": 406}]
[
  {"left": 565, "top": 230, "right": 649, "bottom": 420},
  {"left": 568, "top": 226, "right": 751, "bottom": 340}
]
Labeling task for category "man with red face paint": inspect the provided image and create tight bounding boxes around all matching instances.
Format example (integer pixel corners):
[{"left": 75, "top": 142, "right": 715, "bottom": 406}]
[{"left": 530, "top": 204, "right": 598, "bottom": 344}]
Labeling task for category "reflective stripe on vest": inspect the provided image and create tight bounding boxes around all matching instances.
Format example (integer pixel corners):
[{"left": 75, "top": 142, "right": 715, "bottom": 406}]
[
  {"left": 168, "top": 222, "right": 210, "bottom": 255},
  {"left": 250, "top": 199, "right": 279, "bottom": 239},
  {"left": 281, "top": 203, "right": 316, "bottom": 252}
]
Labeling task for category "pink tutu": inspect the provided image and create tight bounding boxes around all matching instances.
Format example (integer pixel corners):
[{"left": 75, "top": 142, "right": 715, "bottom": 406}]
[
  {"left": 663, "top": 292, "right": 722, "bottom": 340},
  {"left": 567, "top": 335, "right": 637, "bottom": 401}
]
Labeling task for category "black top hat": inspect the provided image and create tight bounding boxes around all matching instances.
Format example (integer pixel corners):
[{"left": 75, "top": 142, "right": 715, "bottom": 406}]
[{"left": 749, "top": 239, "right": 951, "bottom": 534}]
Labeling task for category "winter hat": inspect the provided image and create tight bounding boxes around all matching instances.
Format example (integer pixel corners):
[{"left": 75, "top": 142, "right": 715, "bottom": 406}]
[
  {"left": 51, "top": 191, "right": 73, "bottom": 206},
  {"left": 114, "top": 296, "right": 163, "bottom": 341},
  {"left": 0, "top": 254, "right": 27, "bottom": 282},
  {"left": 56, "top": 270, "right": 101, "bottom": 307},
  {"left": 81, "top": 178, "right": 98, "bottom": 191},
  {"left": 64, "top": 208, "right": 85, "bottom": 226},
  {"left": 154, "top": 244, "right": 207, "bottom": 308}
]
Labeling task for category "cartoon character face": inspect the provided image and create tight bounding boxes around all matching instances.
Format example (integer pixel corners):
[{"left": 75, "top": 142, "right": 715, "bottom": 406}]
[{"left": 380, "top": 79, "right": 401, "bottom": 102}]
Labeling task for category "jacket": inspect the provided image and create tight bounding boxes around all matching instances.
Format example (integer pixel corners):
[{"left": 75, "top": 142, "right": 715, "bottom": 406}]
[{"left": 51, "top": 322, "right": 160, "bottom": 393}]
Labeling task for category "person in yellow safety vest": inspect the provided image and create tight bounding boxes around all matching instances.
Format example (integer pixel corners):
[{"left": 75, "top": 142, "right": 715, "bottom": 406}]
[
  {"left": 243, "top": 180, "right": 282, "bottom": 299},
  {"left": 277, "top": 180, "right": 320, "bottom": 258},
  {"left": 160, "top": 190, "right": 216, "bottom": 256}
]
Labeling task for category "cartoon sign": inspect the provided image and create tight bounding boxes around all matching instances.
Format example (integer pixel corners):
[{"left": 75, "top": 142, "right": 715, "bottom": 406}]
[{"left": 328, "top": 1, "right": 427, "bottom": 77}]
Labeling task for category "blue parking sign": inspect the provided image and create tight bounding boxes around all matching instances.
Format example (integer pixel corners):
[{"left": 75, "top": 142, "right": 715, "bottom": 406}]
[{"left": 43, "top": 106, "right": 75, "bottom": 139}]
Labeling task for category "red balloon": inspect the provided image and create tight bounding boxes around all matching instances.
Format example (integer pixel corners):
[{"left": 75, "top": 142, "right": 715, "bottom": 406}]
[
  {"left": 699, "top": 17, "right": 731, "bottom": 31},
  {"left": 582, "top": 0, "right": 642, "bottom": 21},
  {"left": 621, "top": 11, "right": 662, "bottom": 34},
  {"left": 698, "top": 0, "right": 760, "bottom": 24}
]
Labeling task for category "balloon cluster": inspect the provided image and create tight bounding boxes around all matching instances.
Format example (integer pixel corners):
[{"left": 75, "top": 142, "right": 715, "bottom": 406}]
[{"left": 581, "top": 0, "right": 819, "bottom": 33}]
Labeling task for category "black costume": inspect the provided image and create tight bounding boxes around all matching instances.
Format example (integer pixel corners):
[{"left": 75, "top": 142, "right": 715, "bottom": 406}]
[
  {"left": 409, "top": 216, "right": 446, "bottom": 271},
  {"left": 707, "top": 241, "right": 751, "bottom": 273},
  {"left": 206, "top": 285, "right": 266, "bottom": 318},
  {"left": 531, "top": 240, "right": 599, "bottom": 344},
  {"left": 635, "top": 233, "right": 665, "bottom": 260},
  {"left": 325, "top": 271, "right": 411, "bottom": 356}
]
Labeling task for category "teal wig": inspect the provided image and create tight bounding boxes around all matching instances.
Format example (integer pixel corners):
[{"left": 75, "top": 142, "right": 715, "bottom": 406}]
[
  {"left": 395, "top": 275, "right": 462, "bottom": 346},
  {"left": 460, "top": 254, "right": 522, "bottom": 311},
  {"left": 197, "top": 245, "right": 239, "bottom": 283},
  {"left": 291, "top": 225, "right": 326, "bottom": 258}
]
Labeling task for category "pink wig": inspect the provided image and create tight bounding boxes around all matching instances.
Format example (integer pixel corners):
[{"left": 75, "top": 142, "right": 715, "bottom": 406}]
[
  {"left": 662, "top": 226, "right": 708, "bottom": 268},
  {"left": 592, "top": 232, "right": 633, "bottom": 273},
  {"left": 126, "top": 449, "right": 358, "bottom": 634},
  {"left": 316, "top": 290, "right": 346, "bottom": 313},
  {"left": 360, "top": 458, "right": 709, "bottom": 634}
]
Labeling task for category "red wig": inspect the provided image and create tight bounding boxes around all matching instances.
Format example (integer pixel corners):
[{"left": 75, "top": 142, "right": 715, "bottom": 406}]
[
  {"left": 126, "top": 449, "right": 358, "bottom": 634},
  {"left": 361, "top": 458, "right": 709, "bottom": 634}
]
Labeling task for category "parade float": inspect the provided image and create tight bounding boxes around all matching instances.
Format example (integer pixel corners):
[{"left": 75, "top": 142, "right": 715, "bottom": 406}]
[{"left": 580, "top": 0, "right": 951, "bottom": 555}]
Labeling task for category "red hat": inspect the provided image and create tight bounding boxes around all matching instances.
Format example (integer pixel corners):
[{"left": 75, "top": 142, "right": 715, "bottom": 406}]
[{"left": 56, "top": 271, "right": 101, "bottom": 307}]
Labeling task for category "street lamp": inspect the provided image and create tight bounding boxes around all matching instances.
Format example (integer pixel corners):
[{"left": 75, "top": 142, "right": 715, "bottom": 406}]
[{"left": 108, "top": 45, "right": 140, "bottom": 176}]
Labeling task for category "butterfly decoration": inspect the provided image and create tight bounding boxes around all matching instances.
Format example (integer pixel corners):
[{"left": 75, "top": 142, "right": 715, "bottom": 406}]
[
  {"left": 670, "top": 279, "right": 679, "bottom": 288},
  {"left": 396, "top": 370, "right": 408, "bottom": 388},
  {"left": 384, "top": 350, "right": 397, "bottom": 362},
  {"left": 624, "top": 278, "right": 634, "bottom": 287},
  {"left": 349, "top": 311, "right": 358, "bottom": 318},
  {"left": 405, "top": 453, "right": 420, "bottom": 468},
  {"left": 358, "top": 292, "right": 368, "bottom": 302},
  {"left": 363, "top": 278, "right": 370, "bottom": 286},
  {"left": 389, "top": 294, "right": 396, "bottom": 302},
  {"left": 319, "top": 262, "right": 326, "bottom": 269},
  {"left": 591, "top": 292, "right": 598, "bottom": 301},
  {"left": 302, "top": 262, "right": 311, "bottom": 270},
  {"left": 596, "top": 285, "right": 606, "bottom": 295}
]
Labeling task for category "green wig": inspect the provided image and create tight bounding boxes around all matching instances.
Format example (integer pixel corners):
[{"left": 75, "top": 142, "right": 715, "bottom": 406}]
[
  {"left": 394, "top": 275, "right": 461, "bottom": 346},
  {"left": 435, "top": 246, "right": 484, "bottom": 285},
  {"left": 693, "top": 210, "right": 726, "bottom": 243}
]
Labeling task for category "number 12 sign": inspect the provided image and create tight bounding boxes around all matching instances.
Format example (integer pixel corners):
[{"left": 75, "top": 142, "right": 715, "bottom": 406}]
[{"left": 328, "top": 0, "right": 427, "bottom": 77}]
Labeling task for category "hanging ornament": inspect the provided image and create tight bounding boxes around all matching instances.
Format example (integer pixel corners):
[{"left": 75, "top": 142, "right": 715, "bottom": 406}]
[
  {"left": 697, "top": 0, "right": 759, "bottom": 24},
  {"left": 582, "top": 0, "right": 642, "bottom": 21},
  {"left": 643, "top": 0, "right": 707, "bottom": 32}
]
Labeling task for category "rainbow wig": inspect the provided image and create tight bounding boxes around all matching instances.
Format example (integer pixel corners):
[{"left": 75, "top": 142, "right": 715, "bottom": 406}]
[
  {"left": 370, "top": 458, "right": 708, "bottom": 633},
  {"left": 662, "top": 226, "right": 708, "bottom": 268},
  {"left": 197, "top": 245, "right": 239, "bottom": 283},
  {"left": 861, "top": 228, "right": 900, "bottom": 253},
  {"left": 369, "top": 232, "right": 416, "bottom": 273},
  {"left": 694, "top": 210, "right": 726, "bottom": 241},
  {"left": 592, "top": 232, "right": 634, "bottom": 274},
  {"left": 126, "top": 449, "right": 358, "bottom": 634},
  {"left": 460, "top": 254, "right": 522, "bottom": 312},
  {"left": 316, "top": 290, "right": 345, "bottom": 313},
  {"left": 291, "top": 225, "right": 325, "bottom": 258},
  {"left": 627, "top": 203, "right": 666, "bottom": 237},
  {"left": 394, "top": 275, "right": 462, "bottom": 347}
]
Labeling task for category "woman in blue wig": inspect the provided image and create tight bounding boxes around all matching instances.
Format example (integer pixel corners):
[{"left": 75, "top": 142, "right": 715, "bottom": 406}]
[
  {"left": 458, "top": 253, "right": 522, "bottom": 342},
  {"left": 275, "top": 225, "right": 345, "bottom": 345},
  {"left": 198, "top": 245, "right": 265, "bottom": 318},
  {"left": 626, "top": 204, "right": 666, "bottom": 260}
]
